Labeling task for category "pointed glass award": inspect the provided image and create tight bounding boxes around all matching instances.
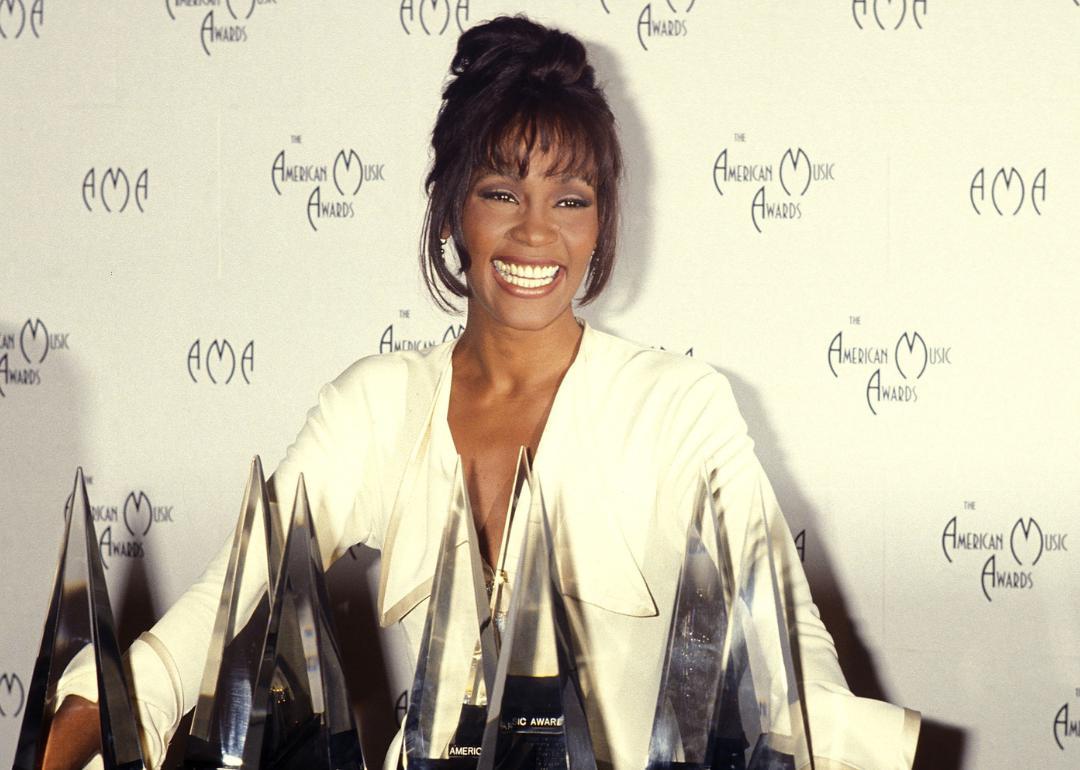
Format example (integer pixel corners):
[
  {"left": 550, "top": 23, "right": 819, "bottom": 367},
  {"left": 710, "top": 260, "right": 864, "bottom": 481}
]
[
  {"left": 713, "top": 479, "right": 811, "bottom": 770},
  {"left": 403, "top": 460, "right": 497, "bottom": 769},
  {"left": 645, "top": 473, "right": 735, "bottom": 770},
  {"left": 477, "top": 458, "right": 596, "bottom": 770},
  {"left": 488, "top": 446, "right": 532, "bottom": 648},
  {"left": 184, "top": 456, "right": 285, "bottom": 768},
  {"left": 12, "top": 468, "right": 146, "bottom": 770},
  {"left": 242, "top": 474, "right": 363, "bottom": 770}
]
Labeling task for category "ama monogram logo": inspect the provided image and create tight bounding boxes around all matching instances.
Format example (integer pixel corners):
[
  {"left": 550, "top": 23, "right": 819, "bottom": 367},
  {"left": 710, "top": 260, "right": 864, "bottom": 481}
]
[
  {"left": 164, "top": 0, "right": 283, "bottom": 56},
  {"left": 187, "top": 339, "right": 255, "bottom": 384},
  {"left": 82, "top": 168, "right": 149, "bottom": 213},
  {"left": 1054, "top": 691, "right": 1080, "bottom": 751},
  {"left": 399, "top": 0, "right": 470, "bottom": 35},
  {"left": 827, "top": 322, "right": 952, "bottom": 415},
  {"left": 0, "top": 318, "right": 72, "bottom": 399},
  {"left": 941, "top": 501, "right": 1069, "bottom": 602},
  {"left": 713, "top": 143, "right": 837, "bottom": 233},
  {"left": 0, "top": 0, "right": 43, "bottom": 39},
  {"left": 852, "top": 0, "right": 927, "bottom": 29},
  {"left": 271, "top": 138, "right": 386, "bottom": 232},
  {"left": 970, "top": 167, "right": 1046, "bottom": 215}
]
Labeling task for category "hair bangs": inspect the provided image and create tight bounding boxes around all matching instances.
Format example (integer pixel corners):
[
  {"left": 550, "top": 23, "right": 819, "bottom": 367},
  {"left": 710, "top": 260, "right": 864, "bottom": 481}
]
[{"left": 478, "top": 97, "right": 602, "bottom": 187}]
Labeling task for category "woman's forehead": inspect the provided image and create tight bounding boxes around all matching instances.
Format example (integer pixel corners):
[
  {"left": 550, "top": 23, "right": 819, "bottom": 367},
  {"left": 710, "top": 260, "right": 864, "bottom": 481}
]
[
  {"left": 475, "top": 144, "right": 597, "bottom": 184},
  {"left": 479, "top": 112, "right": 599, "bottom": 179}
]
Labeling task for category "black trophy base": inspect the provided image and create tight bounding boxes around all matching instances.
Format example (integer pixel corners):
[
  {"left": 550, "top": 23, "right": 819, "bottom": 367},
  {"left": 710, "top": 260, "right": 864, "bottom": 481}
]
[
  {"left": 492, "top": 675, "right": 568, "bottom": 770},
  {"left": 182, "top": 734, "right": 241, "bottom": 769},
  {"left": 257, "top": 713, "right": 363, "bottom": 770},
  {"left": 406, "top": 704, "right": 488, "bottom": 770},
  {"left": 644, "top": 735, "right": 748, "bottom": 770},
  {"left": 644, "top": 735, "right": 749, "bottom": 770}
]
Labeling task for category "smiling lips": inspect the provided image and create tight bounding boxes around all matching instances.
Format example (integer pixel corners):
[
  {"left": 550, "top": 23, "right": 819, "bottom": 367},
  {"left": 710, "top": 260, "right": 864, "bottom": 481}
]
[{"left": 492, "top": 258, "right": 562, "bottom": 290}]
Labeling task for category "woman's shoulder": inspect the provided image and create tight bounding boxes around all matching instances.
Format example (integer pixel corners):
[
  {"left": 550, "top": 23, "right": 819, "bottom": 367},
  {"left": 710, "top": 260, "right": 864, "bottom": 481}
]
[
  {"left": 585, "top": 324, "right": 732, "bottom": 396},
  {"left": 327, "top": 340, "right": 454, "bottom": 401}
]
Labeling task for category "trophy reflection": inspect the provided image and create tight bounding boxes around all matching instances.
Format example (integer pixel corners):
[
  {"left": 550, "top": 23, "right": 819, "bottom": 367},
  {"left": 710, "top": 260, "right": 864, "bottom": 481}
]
[
  {"left": 645, "top": 474, "right": 735, "bottom": 770},
  {"left": 403, "top": 461, "right": 497, "bottom": 769},
  {"left": 477, "top": 452, "right": 596, "bottom": 770},
  {"left": 184, "top": 457, "right": 284, "bottom": 769},
  {"left": 185, "top": 458, "right": 362, "bottom": 770},
  {"left": 11, "top": 469, "right": 145, "bottom": 770},
  {"left": 242, "top": 474, "right": 363, "bottom": 770},
  {"left": 647, "top": 474, "right": 811, "bottom": 770}
]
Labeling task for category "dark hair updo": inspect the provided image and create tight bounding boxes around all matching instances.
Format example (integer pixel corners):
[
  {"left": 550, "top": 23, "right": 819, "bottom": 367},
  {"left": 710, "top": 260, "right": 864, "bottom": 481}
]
[{"left": 422, "top": 15, "right": 623, "bottom": 312}]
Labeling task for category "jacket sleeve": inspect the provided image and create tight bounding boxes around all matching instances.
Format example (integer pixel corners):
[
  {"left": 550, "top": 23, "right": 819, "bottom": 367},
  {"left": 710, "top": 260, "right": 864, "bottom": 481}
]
[
  {"left": 53, "top": 361, "right": 386, "bottom": 770},
  {"left": 663, "top": 366, "right": 920, "bottom": 770}
]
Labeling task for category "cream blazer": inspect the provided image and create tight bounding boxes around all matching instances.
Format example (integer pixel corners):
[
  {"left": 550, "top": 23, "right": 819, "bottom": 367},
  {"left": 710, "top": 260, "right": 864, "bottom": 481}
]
[{"left": 58, "top": 322, "right": 919, "bottom": 770}]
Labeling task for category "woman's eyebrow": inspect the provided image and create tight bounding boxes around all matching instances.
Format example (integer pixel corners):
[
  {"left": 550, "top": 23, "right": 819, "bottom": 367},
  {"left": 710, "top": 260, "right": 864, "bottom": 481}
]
[{"left": 545, "top": 171, "right": 594, "bottom": 185}]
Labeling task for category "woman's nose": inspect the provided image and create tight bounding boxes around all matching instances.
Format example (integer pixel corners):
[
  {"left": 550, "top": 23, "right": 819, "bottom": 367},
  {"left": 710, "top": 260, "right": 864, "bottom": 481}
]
[{"left": 509, "top": 204, "right": 558, "bottom": 246}]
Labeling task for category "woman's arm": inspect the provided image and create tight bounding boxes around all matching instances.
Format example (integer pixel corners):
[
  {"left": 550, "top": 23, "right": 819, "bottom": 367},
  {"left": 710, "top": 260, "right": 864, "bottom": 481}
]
[{"left": 41, "top": 695, "right": 100, "bottom": 770}]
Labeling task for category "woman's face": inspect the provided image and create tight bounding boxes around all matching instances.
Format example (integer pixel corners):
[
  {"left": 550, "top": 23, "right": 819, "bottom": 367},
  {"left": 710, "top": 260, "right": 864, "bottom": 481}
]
[{"left": 458, "top": 148, "right": 599, "bottom": 333}]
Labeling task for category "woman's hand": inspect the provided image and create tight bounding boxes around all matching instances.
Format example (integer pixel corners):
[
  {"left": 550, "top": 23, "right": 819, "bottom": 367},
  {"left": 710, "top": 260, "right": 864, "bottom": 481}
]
[{"left": 40, "top": 694, "right": 101, "bottom": 770}]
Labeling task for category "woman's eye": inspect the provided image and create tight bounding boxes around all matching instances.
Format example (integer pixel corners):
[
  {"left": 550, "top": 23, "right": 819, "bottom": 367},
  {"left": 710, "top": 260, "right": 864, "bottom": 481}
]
[
  {"left": 481, "top": 190, "right": 517, "bottom": 203},
  {"left": 557, "top": 198, "right": 592, "bottom": 208}
]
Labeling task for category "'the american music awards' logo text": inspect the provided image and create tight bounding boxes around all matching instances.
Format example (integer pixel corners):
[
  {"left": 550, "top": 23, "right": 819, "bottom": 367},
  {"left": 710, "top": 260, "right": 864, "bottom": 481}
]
[
  {"left": 0, "top": 318, "right": 72, "bottom": 399},
  {"left": 600, "top": 0, "right": 698, "bottom": 52},
  {"left": 379, "top": 311, "right": 463, "bottom": 354},
  {"left": 271, "top": 137, "right": 385, "bottom": 232},
  {"left": 67, "top": 481, "right": 178, "bottom": 567},
  {"left": 400, "top": 0, "right": 470, "bottom": 35},
  {"left": 165, "top": 0, "right": 282, "bottom": 56},
  {"left": 941, "top": 501, "right": 1068, "bottom": 602},
  {"left": 827, "top": 319, "right": 952, "bottom": 415},
  {"left": 713, "top": 142, "right": 837, "bottom": 233},
  {"left": 0, "top": 672, "right": 25, "bottom": 718}
]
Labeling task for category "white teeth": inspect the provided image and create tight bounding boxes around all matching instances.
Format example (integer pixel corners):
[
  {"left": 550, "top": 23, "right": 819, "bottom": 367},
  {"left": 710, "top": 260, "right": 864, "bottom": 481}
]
[{"left": 493, "top": 259, "right": 560, "bottom": 289}]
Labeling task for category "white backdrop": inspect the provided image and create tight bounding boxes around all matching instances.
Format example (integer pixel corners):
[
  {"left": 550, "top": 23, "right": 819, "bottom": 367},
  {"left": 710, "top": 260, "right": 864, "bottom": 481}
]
[{"left": 2, "top": 2, "right": 1079, "bottom": 768}]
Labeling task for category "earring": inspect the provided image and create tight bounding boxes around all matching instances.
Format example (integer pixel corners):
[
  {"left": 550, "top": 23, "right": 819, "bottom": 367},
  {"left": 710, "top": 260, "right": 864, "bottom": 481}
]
[{"left": 439, "top": 236, "right": 448, "bottom": 260}]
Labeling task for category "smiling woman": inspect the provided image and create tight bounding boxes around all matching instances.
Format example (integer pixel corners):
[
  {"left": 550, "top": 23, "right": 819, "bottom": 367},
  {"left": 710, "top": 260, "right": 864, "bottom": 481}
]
[
  {"left": 42, "top": 13, "right": 919, "bottom": 770},
  {"left": 421, "top": 15, "right": 621, "bottom": 312}
]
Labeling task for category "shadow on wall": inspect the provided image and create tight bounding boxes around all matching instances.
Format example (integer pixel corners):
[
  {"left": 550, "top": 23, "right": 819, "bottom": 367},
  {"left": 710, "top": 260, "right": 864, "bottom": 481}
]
[
  {"left": 581, "top": 38, "right": 655, "bottom": 321},
  {"left": 914, "top": 719, "right": 967, "bottom": 770},
  {"left": 721, "top": 370, "right": 967, "bottom": 769},
  {"left": 0, "top": 318, "right": 81, "bottom": 763}
]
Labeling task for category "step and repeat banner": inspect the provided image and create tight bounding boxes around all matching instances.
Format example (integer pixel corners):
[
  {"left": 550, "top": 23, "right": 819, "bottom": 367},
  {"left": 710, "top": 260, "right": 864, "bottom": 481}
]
[{"left": 1, "top": 2, "right": 1077, "bottom": 768}]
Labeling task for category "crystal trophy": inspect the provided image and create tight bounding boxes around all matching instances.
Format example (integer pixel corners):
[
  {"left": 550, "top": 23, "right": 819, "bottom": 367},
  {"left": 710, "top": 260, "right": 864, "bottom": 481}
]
[
  {"left": 243, "top": 474, "right": 363, "bottom": 770},
  {"left": 184, "top": 456, "right": 285, "bottom": 768},
  {"left": 404, "top": 460, "right": 498, "bottom": 769},
  {"left": 713, "top": 480, "right": 811, "bottom": 770},
  {"left": 477, "top": 458, "right": 597, "bottom": 770},
  {"left": 645, "top": 474, "right": 735, "bottom": 770},
  {"left": 11, "top": 468, "right": 146, "bottom": 770}
]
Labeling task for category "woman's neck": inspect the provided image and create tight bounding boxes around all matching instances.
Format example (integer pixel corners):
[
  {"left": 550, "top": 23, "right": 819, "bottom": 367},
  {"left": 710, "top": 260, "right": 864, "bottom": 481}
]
[{"left": 452, "top": 306, "right": 583, "bottom": 394}]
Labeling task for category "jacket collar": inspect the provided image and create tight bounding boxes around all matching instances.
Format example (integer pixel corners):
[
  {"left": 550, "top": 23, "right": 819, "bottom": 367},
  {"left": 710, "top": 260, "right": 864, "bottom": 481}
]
[{"left": 377, "top": 321, "right": 657, "bottom": 627}]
